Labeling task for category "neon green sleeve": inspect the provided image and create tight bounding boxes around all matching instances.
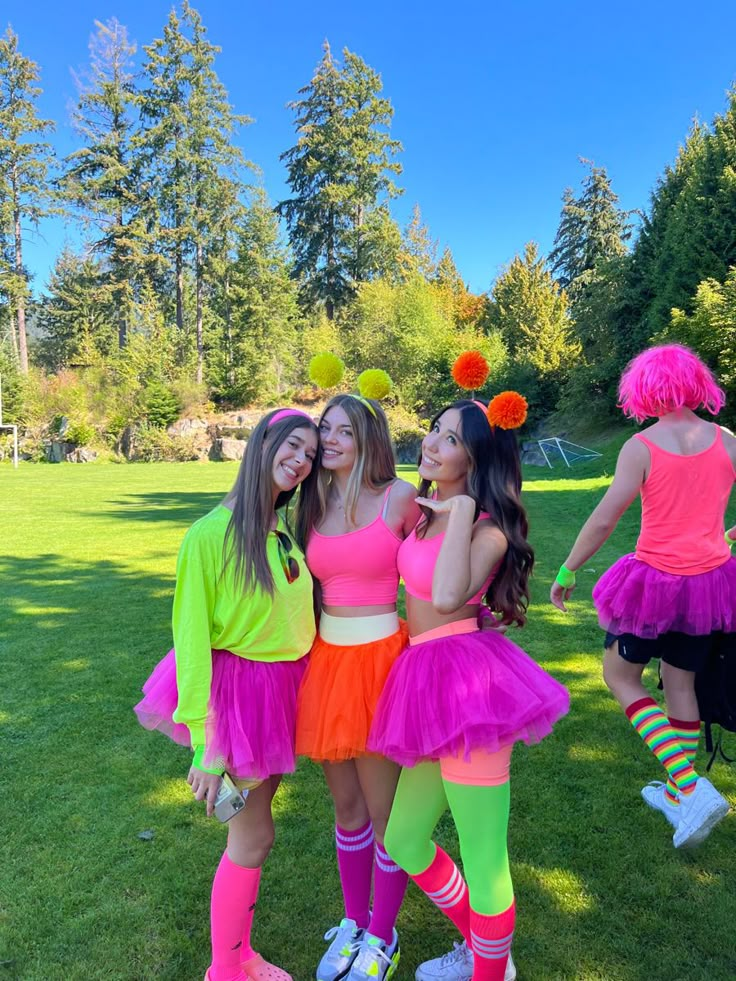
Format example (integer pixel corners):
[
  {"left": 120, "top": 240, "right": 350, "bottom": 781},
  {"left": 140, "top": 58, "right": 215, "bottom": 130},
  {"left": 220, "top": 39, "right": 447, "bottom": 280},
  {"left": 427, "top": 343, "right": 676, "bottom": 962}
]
[{"left": 171, "top": 523, "right": 217, "bottom": 750}]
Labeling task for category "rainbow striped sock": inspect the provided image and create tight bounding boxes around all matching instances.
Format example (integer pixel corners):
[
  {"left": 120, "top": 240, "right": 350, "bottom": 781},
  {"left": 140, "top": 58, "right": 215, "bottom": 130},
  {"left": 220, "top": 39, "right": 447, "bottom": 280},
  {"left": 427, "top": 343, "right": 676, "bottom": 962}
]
[
  {"left": 664, "top": 717, "right": 700, "bottom": 806},
  {"left": 625, "top": 697, "right": 698, "bottom": 798}
]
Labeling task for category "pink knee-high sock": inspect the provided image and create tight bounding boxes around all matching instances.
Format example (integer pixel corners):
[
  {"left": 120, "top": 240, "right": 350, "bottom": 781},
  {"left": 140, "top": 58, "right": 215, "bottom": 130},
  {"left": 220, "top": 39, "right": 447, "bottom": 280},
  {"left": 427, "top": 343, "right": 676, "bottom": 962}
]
[
  {"left": 209, "top": 851, "right": 261, "bottom": 981},
  {"left": 411, "top": 845, "right": 470, "bottom": 942},
  {"left": 335, "top": 822, "right": 374, "bottom": 929},
  {"left": 469, "top": 902, "right": 515, "bottom": 981},
  {"left": 368, "top": 841, "right": 408, "bottom": 945}
]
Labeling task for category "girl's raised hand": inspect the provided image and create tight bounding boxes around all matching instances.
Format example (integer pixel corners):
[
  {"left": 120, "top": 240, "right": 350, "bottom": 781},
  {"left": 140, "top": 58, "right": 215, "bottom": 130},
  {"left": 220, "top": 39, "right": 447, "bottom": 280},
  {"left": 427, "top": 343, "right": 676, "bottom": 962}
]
[{"left": 416, "top": 494, "right": 475, "bottom": 515}]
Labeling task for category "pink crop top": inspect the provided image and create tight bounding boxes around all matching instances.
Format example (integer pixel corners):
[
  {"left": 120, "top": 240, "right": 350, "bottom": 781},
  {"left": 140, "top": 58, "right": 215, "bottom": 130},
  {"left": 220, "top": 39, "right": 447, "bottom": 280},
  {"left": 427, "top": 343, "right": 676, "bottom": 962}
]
[
  {"left": 635, "top": 427, "right": 735, "bottom": 576},
  {"left": 398, "top": 512, "right": 497, "bottom": 604},
  {"left": 306, "top": 484, "right": 402, "bottom": 606}
]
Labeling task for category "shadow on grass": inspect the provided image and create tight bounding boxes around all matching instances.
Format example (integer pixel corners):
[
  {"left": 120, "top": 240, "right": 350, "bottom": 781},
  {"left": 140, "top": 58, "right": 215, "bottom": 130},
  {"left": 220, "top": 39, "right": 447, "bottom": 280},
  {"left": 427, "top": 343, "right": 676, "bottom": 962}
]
[{"left": 3, "top": 474, "right": 736, "bottom": 980}]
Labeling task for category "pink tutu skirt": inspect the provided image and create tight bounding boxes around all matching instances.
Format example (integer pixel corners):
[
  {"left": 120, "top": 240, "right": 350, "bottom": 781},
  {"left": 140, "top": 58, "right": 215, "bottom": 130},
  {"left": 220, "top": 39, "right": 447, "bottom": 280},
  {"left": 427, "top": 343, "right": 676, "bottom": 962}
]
[
  {"left": 134, "top": 649, "right": 307, "bottom": 780},
  {"left": 367, "top": 624, "right": 569, "bottom": 767},
  {"left": 593, "top": 554, "right": 736, "bottom": 639}
]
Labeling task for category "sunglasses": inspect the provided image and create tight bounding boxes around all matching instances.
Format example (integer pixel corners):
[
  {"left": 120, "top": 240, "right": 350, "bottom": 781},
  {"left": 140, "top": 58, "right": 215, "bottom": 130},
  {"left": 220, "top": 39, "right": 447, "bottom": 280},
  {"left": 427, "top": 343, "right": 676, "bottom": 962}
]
[{"left": 274, "top": 530, "right": 300, "bottom": 584}]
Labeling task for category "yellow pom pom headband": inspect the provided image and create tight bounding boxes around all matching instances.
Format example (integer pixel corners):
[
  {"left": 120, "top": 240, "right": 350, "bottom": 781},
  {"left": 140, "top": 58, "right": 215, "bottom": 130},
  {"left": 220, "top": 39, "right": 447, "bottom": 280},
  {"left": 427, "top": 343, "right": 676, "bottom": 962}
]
[{"left": 308, "top": 353, "right": 393, "bottom": 419}]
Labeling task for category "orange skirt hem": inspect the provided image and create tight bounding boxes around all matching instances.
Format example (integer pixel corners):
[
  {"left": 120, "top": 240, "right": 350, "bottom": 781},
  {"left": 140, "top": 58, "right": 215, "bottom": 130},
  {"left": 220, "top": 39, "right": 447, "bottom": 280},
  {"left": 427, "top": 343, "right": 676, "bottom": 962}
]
[{"left": 296, "top": 622, "right": 408, "bottom": 762}]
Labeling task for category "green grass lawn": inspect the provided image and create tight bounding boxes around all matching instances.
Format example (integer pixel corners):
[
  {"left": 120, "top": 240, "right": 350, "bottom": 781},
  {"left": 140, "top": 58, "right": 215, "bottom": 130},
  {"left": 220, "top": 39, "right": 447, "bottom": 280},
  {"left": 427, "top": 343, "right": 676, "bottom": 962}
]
[{"left": 2, "top": 453, "right": 735, "bottom": 981}]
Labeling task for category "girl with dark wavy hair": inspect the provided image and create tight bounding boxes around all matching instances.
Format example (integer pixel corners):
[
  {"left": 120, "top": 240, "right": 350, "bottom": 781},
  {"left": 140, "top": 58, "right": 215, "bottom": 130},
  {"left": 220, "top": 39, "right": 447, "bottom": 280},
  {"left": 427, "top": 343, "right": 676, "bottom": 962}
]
[
  {"left": 369, "top": 396, "right": 569, "bottom": 981},
  {"left": 135, "top": 408, "right": 320, "bottom": 981}
]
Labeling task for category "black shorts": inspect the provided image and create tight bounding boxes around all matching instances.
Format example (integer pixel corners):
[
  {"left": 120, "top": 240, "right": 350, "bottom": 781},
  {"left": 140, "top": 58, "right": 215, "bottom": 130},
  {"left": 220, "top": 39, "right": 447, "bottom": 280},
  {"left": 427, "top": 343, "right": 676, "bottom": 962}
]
[{"left": 603, "top": 630, "right": 736, "bottom": 673}]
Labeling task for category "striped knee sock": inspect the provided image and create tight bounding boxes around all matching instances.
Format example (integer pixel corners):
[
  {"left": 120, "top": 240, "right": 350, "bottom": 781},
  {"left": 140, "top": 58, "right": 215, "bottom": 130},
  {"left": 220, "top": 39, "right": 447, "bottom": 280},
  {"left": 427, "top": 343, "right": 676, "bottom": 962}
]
[
  {"left": 368, "top": 842, "right": 408, "bottom": 946},
  {"left": 664, "top": 717, "right": 700, "bottom": 805},
  {"left": 411, "top": 845, "right": 470, "bottom": 942},
  {"left": 470, "top": 902, "right": 515, "bottom": 981},
  {"left": 335, "top": 822, "right": 374, "bottom": 930},
  {"left": 626, "top": 697, "right": 698, "bottom": 797}
]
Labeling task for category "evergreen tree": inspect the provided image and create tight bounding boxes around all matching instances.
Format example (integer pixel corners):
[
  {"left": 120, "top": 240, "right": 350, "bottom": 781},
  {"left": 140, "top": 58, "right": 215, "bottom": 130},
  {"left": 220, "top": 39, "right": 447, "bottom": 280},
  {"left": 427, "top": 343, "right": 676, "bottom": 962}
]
[
  {"left": 278, "top": 42, "right": 402, "bottom": 318},
  {"left": 61, "top": 19, "right": 152, "bottom": 350},
  {"left": 399, "top": 203, "right": 437, "bottom": 278},
  {"left": 549, "top": 159, "right": 631, "bottom": 290},
  {"left": 139, "top": 1, "right": 250, "bottom": 381},
  {"left": 35, "top": 248, "right": 117, "bottom": 370},
  {"left": 0, "top": 27, "right": 58, "bottom": 372},
  {"left": 488, "top": 242, "right": 579, "bottom": 414},
  {"left": 213, "top": 190, "right": 303, "bottom": 403}
]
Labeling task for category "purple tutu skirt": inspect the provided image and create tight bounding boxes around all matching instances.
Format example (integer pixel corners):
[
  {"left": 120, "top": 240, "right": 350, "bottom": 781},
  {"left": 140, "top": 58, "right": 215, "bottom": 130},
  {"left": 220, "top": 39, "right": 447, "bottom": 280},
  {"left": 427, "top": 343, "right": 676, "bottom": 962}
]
[
  {"left": 134, "top": 649, "right": 307, "bottom": 780},
  {"left": 367, "top": 628, "right": 570, "bottom": 767},
  {"left": 593, "top": 554, "right": 736, "bottom": 639}
]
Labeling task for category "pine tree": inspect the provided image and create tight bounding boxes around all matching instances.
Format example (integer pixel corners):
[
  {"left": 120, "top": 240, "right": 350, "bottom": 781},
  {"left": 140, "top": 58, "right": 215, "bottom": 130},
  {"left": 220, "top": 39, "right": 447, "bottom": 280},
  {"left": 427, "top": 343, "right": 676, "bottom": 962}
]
[
  {"left": 278, "top": 42, "right": 402, "bottom": 318},
  {"left": 216, "top": 190, "right": 303, "bottom": 403},
  {"left": 549, "top": 159, "right": 631, "bottom": 290},
  {"left": 399, "top": 204, "right": 437, "bottom": 278},
  {"left": 489, "top": 242, "right": 579, "bottom": 413},
  {"left": 35, "top": 248, "right": 117, "bottom": 370},
  {"left": 61, "top": 19, "right": 152, "bottom": 350},
  {"left": 0, "top": 27, "right": 58, "bottom": 372},
  {"left": 139, "top": 1, "right": 250, "bottom": 381}
]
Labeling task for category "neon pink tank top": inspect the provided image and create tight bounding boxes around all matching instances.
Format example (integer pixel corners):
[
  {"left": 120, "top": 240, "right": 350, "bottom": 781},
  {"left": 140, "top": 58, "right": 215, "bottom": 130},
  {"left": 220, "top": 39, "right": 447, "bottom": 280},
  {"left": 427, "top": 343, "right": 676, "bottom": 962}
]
[
  {"left": 306, "top": 484, "right": 402, "bottom": 605},
  {"left": 398, "top": 512, "right": 496, "bottom": 604},
  {"left": 635, "top": 427, "right": 735, "bottom": 575}
]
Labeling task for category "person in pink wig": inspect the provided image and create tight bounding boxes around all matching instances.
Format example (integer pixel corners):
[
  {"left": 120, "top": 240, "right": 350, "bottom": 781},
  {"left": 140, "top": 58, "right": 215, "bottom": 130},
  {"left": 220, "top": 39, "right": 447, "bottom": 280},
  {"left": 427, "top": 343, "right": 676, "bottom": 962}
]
[{"left": 551, "top": 344, "right": 736, "bottom": 848}]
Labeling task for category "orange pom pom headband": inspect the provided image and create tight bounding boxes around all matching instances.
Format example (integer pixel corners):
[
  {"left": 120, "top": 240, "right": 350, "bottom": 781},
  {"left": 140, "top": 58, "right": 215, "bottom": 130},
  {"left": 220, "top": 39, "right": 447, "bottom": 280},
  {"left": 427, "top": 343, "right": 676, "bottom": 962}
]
[{"left": 470, "top": 392, "right": 528, "bottom": 430}]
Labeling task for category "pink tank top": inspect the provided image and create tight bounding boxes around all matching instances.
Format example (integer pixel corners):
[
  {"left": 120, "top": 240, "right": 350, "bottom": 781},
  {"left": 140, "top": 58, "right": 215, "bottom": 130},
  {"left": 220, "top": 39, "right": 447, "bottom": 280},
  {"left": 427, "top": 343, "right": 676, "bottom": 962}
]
[
  {"left": 398, "top": 512, "right": 496, "bottom": 604},
  {"left": 306, "top": 484, "right": 402, "bottom": 606},
  {"left": 635, "top": 427, "right": 735, "bottom": 575}
]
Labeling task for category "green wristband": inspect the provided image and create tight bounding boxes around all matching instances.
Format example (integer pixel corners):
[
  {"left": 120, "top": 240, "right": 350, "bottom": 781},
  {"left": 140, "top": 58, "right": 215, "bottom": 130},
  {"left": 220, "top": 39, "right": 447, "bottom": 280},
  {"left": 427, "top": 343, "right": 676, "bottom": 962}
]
[
  {"left": 555, "top": 564, "right": 577, "bottom": 588},
  {"left": 192, "top": 744, "right": 225, "bottom": 776},
  {"left": 726, "top": 530, "right": 736, "bottom": 547}
]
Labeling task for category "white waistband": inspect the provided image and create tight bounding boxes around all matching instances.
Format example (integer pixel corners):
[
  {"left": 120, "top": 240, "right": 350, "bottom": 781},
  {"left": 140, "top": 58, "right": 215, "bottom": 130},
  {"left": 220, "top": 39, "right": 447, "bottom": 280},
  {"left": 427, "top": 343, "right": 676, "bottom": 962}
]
[{"left": 319, "top": 610, "right": 400, "bottom": 645}]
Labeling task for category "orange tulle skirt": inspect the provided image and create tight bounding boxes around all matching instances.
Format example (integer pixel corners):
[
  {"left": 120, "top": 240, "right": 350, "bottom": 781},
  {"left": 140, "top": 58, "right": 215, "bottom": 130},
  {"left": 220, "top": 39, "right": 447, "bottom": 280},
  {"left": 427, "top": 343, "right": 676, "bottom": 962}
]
[{"left": 296, "top": 621, "right": 409, "bottom": 762}]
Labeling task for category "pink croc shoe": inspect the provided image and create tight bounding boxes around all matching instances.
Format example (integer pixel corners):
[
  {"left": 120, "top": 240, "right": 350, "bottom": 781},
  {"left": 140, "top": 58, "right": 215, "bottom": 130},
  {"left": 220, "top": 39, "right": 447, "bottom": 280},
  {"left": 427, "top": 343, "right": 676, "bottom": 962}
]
[{"left": 241, "top": 954, "right": 292, "bottom": 981}]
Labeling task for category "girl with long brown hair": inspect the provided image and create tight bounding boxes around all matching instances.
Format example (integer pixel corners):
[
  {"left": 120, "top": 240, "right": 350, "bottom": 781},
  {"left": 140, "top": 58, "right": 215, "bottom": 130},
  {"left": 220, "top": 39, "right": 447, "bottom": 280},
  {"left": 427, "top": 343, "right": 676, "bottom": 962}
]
[{"left": 135, "top": 408, "right": 320, "bottom": 981}]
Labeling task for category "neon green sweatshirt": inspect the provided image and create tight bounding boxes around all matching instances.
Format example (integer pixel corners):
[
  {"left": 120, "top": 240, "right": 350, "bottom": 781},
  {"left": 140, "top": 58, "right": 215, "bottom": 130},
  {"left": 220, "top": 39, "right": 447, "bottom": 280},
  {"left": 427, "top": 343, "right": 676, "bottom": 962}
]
[{"left": 171, "top": 505, "right": 315, "bottom": 762}]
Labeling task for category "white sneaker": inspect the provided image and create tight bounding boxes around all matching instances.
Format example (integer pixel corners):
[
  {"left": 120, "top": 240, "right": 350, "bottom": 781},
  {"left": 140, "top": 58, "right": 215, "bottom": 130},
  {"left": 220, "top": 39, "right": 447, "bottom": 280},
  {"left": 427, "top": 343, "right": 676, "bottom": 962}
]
[
  {"left": 316, "top": 918, "right": 363, "bottom": 981},
  {"left": 641, "top": 781, "right": 680, "bottom": 829},
  {"left": 344, "top": 929, "right": 400, "bottom": 981},
  {"left": 672, "top": 777, "right": 730, "bottom": 849},
  {"left": 415, "top": 941, "right": 516, "bottom": 981}
]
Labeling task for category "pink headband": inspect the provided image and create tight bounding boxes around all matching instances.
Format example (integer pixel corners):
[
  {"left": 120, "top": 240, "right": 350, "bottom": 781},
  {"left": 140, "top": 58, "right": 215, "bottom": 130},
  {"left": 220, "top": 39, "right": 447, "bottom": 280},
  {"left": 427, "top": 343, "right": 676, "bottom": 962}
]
[{"left": 268, "top": 408, "right": 313, "bottom": 426}]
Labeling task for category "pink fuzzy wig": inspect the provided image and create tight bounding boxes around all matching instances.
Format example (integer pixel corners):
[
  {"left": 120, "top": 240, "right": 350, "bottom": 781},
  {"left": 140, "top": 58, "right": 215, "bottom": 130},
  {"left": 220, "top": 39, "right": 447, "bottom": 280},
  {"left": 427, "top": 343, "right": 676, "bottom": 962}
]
[{"left": 618, "top": 344, "right": 725, "bottom": 422}]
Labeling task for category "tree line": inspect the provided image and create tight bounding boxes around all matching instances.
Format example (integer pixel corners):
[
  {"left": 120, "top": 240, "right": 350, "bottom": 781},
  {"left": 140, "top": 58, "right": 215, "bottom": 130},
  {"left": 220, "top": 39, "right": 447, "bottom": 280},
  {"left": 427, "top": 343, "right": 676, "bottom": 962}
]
[{"left": 1, "top": 4, "right": 735, "bottom": 459}]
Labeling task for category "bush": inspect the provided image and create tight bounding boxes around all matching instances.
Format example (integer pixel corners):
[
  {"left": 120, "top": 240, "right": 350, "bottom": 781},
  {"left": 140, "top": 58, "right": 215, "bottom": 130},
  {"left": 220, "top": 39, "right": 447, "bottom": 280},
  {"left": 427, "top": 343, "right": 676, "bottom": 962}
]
[
  {"left": 141, "top": 383, "right": 181, "bottom": 429},
  {"left": 65, "top": 422, "right": 97, "bottom": 447},
  {"left": 129, "top": 424, "right": 200, "bottom": 462},
  {"left": 385, "top": 404, "right": 426, "bottom": 463}
]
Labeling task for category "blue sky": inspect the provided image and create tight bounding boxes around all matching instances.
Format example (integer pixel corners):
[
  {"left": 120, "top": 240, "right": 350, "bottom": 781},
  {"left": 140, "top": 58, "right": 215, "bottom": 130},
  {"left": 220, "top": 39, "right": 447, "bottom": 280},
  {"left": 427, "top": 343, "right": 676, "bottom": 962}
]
[{"left": 7, "top": 0, "right": 736, "bottom": 295}]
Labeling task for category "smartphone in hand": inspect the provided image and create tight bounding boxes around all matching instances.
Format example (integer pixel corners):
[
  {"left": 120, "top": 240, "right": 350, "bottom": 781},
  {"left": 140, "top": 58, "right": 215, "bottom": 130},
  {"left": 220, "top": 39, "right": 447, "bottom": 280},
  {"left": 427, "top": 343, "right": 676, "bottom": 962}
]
[{"left": 213, "top": 773, "right": 249, "bottom": 822}]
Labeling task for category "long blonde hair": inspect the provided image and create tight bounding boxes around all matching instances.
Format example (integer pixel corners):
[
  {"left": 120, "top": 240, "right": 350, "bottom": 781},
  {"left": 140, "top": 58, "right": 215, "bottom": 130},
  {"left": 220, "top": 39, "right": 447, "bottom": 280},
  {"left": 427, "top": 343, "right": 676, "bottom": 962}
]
[{"left": 295, "top": 394, "right": 396, "bottom": 545}]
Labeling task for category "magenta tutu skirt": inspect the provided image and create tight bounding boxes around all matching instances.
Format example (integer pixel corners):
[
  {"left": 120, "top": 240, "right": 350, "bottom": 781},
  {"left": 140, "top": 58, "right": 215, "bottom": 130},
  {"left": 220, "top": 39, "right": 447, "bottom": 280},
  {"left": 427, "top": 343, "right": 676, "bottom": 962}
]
[
  {"left": 134, "top": 649, "right": 307, "bottom": 780},
  {"left": 367, "top": 626, "right": 569, "bottom": 767},
  {"left": 593, "top": 554, "right": 736, "bottom": 639}
]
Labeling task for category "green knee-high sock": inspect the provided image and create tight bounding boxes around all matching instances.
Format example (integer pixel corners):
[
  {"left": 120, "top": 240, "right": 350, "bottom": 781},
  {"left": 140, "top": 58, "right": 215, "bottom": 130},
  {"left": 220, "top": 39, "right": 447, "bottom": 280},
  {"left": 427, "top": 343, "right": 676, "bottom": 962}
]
[{"left": 443, "top": 779, "right": 513, "bottom": 915}]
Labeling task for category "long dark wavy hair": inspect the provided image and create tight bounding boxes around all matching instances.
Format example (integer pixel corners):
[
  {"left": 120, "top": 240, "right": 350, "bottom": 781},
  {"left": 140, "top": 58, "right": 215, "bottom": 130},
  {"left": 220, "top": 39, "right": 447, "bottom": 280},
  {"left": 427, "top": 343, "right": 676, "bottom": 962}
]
[
  {"left": 222, "top": 411, "right": 320, "bottom": 595},
  {"left": 417, "top": 399, "right": 533, "bottom": 625}
]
